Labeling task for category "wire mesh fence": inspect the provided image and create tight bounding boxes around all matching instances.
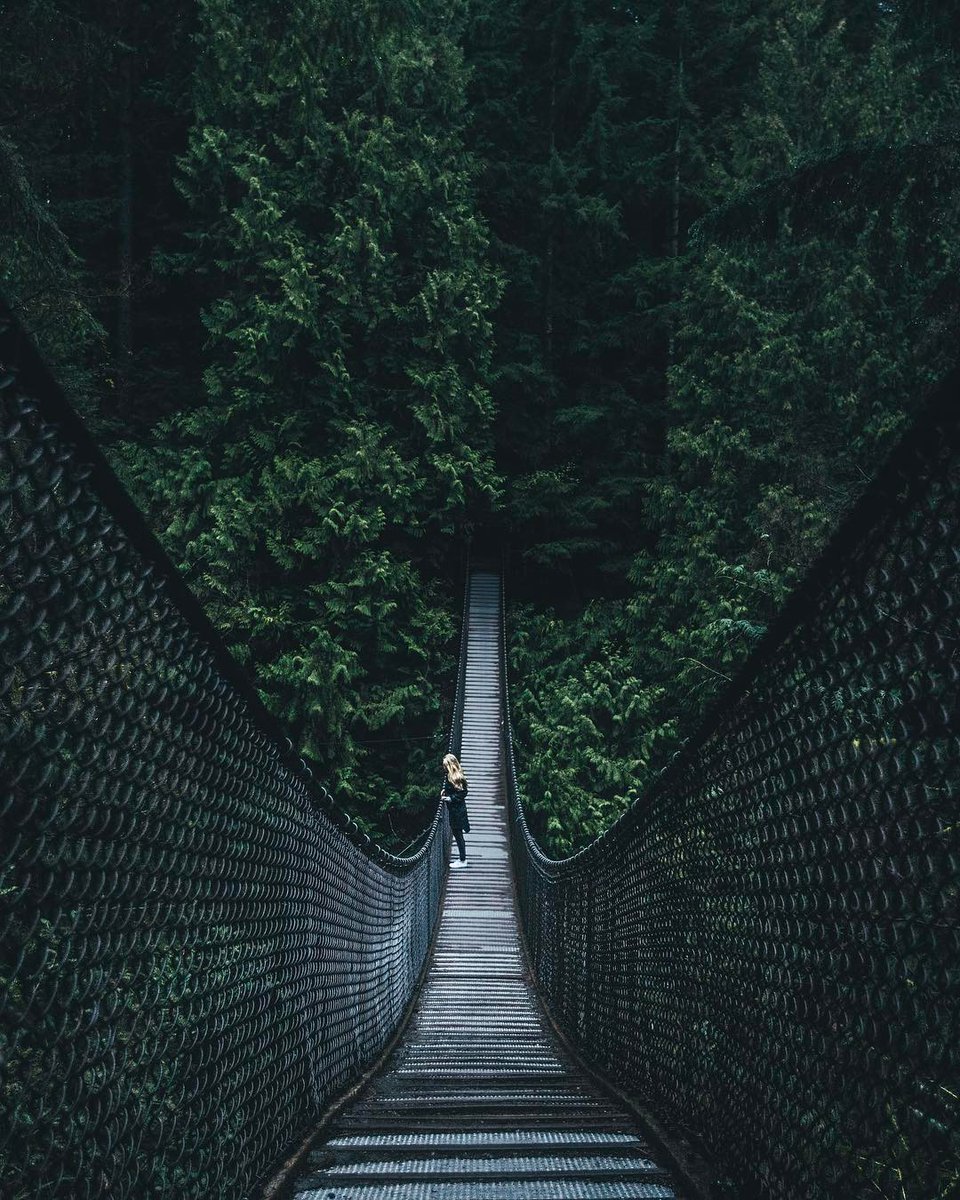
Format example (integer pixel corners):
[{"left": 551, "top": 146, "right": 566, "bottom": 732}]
[
  {"left": 0, "top": 303, "right": 451, "bottom": 1200},
  {"left": 505, "top": 374, "right": 960, "bottom": 1200}
]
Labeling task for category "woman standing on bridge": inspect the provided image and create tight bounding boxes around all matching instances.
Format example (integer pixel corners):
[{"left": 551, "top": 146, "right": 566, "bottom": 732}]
[{"left": 441, "top": 753, "right": 470, "bottom": 869}]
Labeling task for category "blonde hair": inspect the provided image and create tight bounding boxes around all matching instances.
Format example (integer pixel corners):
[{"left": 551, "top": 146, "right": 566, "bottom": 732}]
[{"left": 443, "top": 753, "right": 466, "bottom": 788}]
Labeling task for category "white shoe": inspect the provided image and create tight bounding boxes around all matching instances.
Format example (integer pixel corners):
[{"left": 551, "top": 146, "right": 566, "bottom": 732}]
[{"left": 450, "top": 860, "right": 468, "bottom": 870}]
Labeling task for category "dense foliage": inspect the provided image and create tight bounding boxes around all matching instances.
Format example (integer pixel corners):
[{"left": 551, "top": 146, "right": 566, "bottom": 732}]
[
  {"left": 2, "top": 0, "right": 958, "bottom": 851},
  {"left": 113, "top": 0, "right": 500, "bottom": 833},
  {"left": 487, "top": 1, "right": 960, "bottom": 853},
  {"left": 2, "top": 0, "right": 498, "bottom": 844}
]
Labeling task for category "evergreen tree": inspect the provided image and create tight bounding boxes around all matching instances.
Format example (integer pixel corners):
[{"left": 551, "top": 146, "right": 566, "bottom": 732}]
[
  {"left": 0, "top": 0, "right": 197, "bottom": 427},
  {"left": 6, "top": 0, "right": 960, "bottom": 856},
  {"left": 464, "top": 0, "right": 766, "bottom": 581},
  {"left": 626, "top": 0, "right": 960, "bottom": 716},
  {"left": 466, "top": 0, "right": 657, "bottom": 577},
  {"left": 507, "top": 0, "right": 960, "bottom": 854},
  {"left": 118, "top": 0, "right": 500, "bottom": 837}
]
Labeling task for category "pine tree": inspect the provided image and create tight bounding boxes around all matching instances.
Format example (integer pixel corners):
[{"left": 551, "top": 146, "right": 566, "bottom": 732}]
[
  {"left": 466, "top": 0, "right": 768, "bottom": 579},
  {"left": 625, "top": 0, "right": 960, "bottom": 744},
  {"left": 466, "top": 0, "right": 665, "bottom": 577},
  {"left": 118, "top": 0, "right": 501, "bottom": 837},
  {"left": 0, "top": 0, "right": 197, "bottom": 428},
  {"left": 505, "top": 0, "right": 960, "bottom": 853}
]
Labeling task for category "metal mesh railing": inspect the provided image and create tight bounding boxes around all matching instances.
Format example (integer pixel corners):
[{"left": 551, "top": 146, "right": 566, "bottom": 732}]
[
  {"left": 0, "top": 303, "right": 451, "bottom": 1200},
  {"left": 505, "top": 374, "right": 960, "bottom": 1200}
]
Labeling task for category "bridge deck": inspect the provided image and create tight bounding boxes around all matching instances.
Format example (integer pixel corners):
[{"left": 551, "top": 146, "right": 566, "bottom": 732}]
[{"left": 291, "top": 572, "right": 680, "bottom": 1199}]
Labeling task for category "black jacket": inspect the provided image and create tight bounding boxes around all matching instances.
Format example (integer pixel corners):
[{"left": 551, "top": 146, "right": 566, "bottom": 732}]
[{"left": 442, "top": 777, "right": 470, "bottom": 832}]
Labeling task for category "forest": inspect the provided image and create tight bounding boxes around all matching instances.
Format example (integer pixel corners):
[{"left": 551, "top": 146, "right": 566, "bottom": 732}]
[{"left": 3, "top": 0, "right": 959, "bottom": 852}]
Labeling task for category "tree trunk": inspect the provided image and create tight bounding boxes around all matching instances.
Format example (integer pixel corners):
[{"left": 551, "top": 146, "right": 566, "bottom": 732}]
[
  {"left": 117, "top": 49, "right": 134, "bottom": 407},
  {"left": 543, "top": 16, "right": 559, "bottom": 391},
  {"left": 667, "top": 44, "right": 684, "bottom": 379}
]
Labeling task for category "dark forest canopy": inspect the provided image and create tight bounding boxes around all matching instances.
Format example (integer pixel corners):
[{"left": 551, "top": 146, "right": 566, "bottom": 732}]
[{"left": 2, "top": 0, "right": 958, "bottom": 851}]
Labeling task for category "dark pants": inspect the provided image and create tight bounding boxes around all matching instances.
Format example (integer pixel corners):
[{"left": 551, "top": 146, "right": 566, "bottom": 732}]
[{"left": 451, "top": 825, "right": 466, "bottom": 861}]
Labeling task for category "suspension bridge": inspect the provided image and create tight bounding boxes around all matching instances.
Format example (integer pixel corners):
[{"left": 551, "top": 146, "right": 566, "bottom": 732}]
[{"left": 1, "top": 299, "right": 958, "bottom": 1200}]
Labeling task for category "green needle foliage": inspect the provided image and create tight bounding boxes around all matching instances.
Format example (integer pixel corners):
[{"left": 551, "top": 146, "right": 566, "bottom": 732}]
[
  {"left": 113, "top": 0, "right": 501, "bottom": 839},
  {"left": 501, "top": 0, "right": 960, "bottom": 855},
  {"left": 3, "top": 0, "right": 959, "bottom": 858}
]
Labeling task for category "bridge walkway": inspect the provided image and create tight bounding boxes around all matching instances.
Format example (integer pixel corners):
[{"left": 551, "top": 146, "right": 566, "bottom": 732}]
[{"left": 290, "top": 571, "right": 681, "bottom": 1199}]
